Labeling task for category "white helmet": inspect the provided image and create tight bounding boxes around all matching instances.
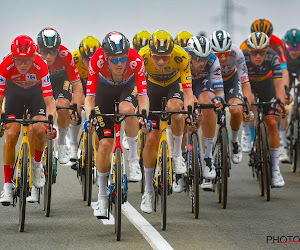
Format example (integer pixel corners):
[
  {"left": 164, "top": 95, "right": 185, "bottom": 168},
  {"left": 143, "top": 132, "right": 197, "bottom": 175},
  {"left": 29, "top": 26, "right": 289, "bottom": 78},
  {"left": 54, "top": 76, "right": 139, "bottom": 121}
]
[
  {"left": 247, "top": 32, "right": 269, "bottom": 49},
  {"left": 210, "top": 30, "right": 232, "bottom": 52},
  {"left": 187, "top": 36, "right": 212, "bottom": 59}
]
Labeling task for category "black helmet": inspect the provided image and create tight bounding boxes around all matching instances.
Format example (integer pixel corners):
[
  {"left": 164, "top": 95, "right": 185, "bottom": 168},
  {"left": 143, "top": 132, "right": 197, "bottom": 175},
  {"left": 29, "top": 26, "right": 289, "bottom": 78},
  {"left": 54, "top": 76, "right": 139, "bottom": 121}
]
[
  {"left": 37, "top": 27, "right": 61, "bottom": 50},
  {"left": 102, "top": 31, "right": 130, "bottom": 56}
]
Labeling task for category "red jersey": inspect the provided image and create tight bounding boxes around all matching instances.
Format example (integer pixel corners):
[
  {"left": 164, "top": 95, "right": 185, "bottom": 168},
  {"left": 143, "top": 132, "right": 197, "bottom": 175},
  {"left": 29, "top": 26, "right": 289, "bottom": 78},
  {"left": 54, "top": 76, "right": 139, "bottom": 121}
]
[
  {"left": 48, "top": 45, "right": 80, "bottom": 83},
  {"left": 87, "top": 48, "right": 147, "bottom": 96},
  {"left": 0, "top": 54, "right": 53, "bottom": 97}
]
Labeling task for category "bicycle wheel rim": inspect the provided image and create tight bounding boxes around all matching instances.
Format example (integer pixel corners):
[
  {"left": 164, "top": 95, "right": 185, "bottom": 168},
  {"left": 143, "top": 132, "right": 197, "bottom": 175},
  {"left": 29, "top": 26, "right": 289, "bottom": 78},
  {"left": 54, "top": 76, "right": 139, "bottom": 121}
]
[
  {"left": 192, "top": 133, "right": 200, "bottom": 218},
  {"left": 115, "top": 148, "right": 122, "bottom": 241},
  {"left": 82, "top": 136, "right": 88, "bottom": 201},
  {"left": 139, "top": 133, "right": 146, "bottom": 193},
  {"left": 45, "top": 139, "right": 53, "bottom": 217},
  {"left": 161, "top": 141, "right": 167, "bottom": 230},
  {"left": 86, "top": 133, "right": 93, "bottom": 206},
  {"left": 19, "top": 143, "right": 28, "bottom": 232},
  {"left": 216, "top": 134, "right": 222, "bottom": 204},
  {"left": 221, "top": 127, "right": 229, "bottom": 209},
  {"left": 260, "top": 123, "right": 270, "bottom": 201}
]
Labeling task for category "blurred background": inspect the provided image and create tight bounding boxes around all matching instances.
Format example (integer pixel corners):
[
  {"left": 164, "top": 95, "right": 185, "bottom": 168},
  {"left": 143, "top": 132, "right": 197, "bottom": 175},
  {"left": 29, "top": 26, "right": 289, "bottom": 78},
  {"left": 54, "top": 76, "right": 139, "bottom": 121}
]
[{"left": 0, "top": 0, "right": 299, "bottom": 58}]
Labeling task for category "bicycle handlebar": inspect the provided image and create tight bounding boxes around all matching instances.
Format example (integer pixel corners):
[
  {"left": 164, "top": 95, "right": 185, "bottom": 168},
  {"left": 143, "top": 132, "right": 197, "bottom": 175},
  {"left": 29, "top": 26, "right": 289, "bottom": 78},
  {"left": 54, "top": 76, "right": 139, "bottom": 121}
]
[
  {"left": 56, "top": 103, "right": 82, "bottom": 125},
  {"left": 252, "top": 98, "right": 286, "bottom": 118}
]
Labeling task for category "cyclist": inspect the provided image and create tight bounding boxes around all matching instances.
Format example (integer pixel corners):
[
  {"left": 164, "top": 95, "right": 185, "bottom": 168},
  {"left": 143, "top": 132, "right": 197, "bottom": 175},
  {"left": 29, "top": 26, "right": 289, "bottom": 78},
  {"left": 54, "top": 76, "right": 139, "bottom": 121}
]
[
  {"left": 0, "top": 35, "right": 56, "bottom": 205},
  {"left": 85, "top": 31, "right": 149, "bottom": 217},
  {"left": 210, "top": 30, "right": 252, "bottom": 164},
  {"left": 37, "top": 27, "right": 84, "bottom": 164},
  {"left": 186, "top": 35, "right": 225, "bottom": 191},
  {"left": 139, "top": 30, "right": 194, "bottom": 213},
  {"left": 175, "top": 31, "right": 193, "bottom": 48},
  {"left": 243, "top": 32, "right": 285, "bottom": 187},
  {"left": 121, "top": 30, "right": 151, "bottom": 150},
  {"left": 70, "top": 36, "right": 100, "bottom": 160},
  {"left": 240, "top": 19, "right": 289, "bottom": 152},
  {"left": 279, "top": 29, "right": 300, "bottom": 162}
]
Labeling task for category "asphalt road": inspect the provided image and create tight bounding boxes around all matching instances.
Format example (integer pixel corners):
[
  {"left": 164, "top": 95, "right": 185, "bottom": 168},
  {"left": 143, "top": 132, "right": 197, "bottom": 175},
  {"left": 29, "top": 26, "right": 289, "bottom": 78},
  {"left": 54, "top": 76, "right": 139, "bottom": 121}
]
[{"left": 0, "top": 129, "right": 299, "bottom": 250}]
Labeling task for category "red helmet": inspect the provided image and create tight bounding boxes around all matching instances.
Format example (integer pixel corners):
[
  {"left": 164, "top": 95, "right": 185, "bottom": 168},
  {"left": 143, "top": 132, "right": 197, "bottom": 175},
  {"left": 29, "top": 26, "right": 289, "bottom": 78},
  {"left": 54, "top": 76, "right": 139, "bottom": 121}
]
[{"left": 11, "top": 35, "right": 36, "bottom": 57}]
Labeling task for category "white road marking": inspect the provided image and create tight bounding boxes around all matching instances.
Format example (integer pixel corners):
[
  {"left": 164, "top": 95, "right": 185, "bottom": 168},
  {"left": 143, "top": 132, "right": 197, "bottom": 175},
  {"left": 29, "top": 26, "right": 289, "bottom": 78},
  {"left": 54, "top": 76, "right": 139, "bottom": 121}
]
[{"left": 122, "top": 202, "right": 174, "bottom": 250}]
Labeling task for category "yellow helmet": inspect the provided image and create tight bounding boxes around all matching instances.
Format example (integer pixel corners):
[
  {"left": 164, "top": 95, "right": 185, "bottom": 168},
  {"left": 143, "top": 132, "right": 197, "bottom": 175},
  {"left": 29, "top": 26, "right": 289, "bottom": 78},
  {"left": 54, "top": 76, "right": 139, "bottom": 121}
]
[
  {"left": 149, "top": 30, "right": 174, "bottom": 55},
  {"left": 175, "top": 31, "right": 193, "bottom": 47},
  {"left": 132, "top": 30, "right": 151, "bottom": 51},
  {"left": 79, "top": 36, "right": 100, "bottom": 59}
]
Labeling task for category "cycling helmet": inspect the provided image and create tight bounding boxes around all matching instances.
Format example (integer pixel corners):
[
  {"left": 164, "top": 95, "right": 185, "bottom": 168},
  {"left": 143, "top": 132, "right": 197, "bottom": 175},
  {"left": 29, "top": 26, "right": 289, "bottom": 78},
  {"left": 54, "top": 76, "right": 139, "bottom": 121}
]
[
  {"left": 102, "top": 31, "right": 130, "bottom": 56},
  {"left": 187, "top": 36, "right": 212, "bottom": 57},
  {"left": 247, "top": 32, "right": 269, "bottom": 50},
  {"left": 250, "top": 19, "right": 273, "bottom": 37},
  {"left": 11, "top": 35, "right": 36, "bottom": 57},
  {"left": 284, "top": 28, "right": 300, "bottom": 47},
  {"left": 132, "top": 30, "right": 151, "bottom": 51},
  {"left": 175, "top": 31, "right": 193, "bottom": 48},
  {"left": 149, "top": 30, "right": 174, "bottom": 55},
  {"left": 79, "top": 36, "right": 100, "bottom": 59},
  {"left": 210, "top": 30, "right": 232, "bottom": 52},
  {"left": 37, "top": 28, "right": 61, "bottom": 50}
]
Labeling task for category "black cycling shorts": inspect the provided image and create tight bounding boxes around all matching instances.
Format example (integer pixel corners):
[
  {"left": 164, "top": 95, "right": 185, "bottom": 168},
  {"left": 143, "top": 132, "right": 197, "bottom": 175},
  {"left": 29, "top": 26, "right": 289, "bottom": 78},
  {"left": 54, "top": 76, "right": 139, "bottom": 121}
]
[
  {"left": 192, "top": 76, "right": 214, "bottom": 99},
  {"left": 50, "top": 70, "right": 72, "bottom": 101},
  {"left": 5, "top": 81, "right": 46, "bottom": 119},
  {"left": 223, "top": 72, "right": 243, "bottom": 102},
  {"left": 94, "top": 77, "right": 138, "bottom": 141},
  {"left": 147, "top": 78, "right": 184, "bottom": 130}
]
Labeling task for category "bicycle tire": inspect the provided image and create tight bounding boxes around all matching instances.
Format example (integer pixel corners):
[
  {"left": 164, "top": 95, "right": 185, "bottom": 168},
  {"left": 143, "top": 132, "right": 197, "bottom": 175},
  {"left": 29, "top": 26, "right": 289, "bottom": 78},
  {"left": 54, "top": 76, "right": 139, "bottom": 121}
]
[
  {"left": 81, "top": 135, "right": 88, "bottom": 201},
  {"left": 254, "top": 124, "right": 264, "bottom": 197},
  {"left": 259, "top": 122, "right": 271, "bottom": 201},
  {"left": 44, "top": 139, "right": 53, "bottom": 217},
  {"left": 220, "top": 127, "right": 229, "bottom": 209},
  {"left": 191, "top": 133, "right": 200, "bottom": 218},
  {"left": 292, "top": 117, "right": 300, "bottom": 173},
  {"left": 86, "top": 133, "right": 93, "bottom": 206},
  {"left": 216, "top": 135, "right": 222, "bottom": 204},
  {"left": 19, "top": 143, "right": 28, "bottom": 232},
  {"left": 139, "top": 132, "right": 146, "bottom": 193},
  {"left": 115, "top": 148, "right": 122, "bottom": 241},
  {"left": 161, "top": 140, "right": 167, "bottom": 231}
]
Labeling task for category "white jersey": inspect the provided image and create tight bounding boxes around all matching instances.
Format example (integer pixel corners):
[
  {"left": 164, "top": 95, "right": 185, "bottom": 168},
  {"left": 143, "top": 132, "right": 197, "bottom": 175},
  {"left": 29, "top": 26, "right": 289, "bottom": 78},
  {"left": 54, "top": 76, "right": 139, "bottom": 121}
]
[{"left": 220, "top": 44, "right": 249, "bottom": 85}]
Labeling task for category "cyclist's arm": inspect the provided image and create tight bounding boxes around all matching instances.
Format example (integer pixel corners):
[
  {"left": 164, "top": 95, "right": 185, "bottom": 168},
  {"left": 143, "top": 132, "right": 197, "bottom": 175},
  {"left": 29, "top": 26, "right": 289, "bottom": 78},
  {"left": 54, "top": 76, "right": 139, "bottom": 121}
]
[
  {"left": 84, "top": 95, "right": 95, "bottom": 120},
  {"left": 138, "top": 95, "right": 149, "bottom": 115},
  {"left": 44, "top": 96, "right": 56, "bottom": 121},
  {"left": 183, "top": 87, "right": 194, "bottom": 110},
  {"left": 272, "top": 54, "right": 285, "bottom": 104},
  {"left": 72, "top": 79, "right": 84, "bottom": 112},
  {"left": 282, "top": 68, "right": 290, "bottom": 88},
  {"left": 0, "top": 95, "right": 4, "bottom": 114}
]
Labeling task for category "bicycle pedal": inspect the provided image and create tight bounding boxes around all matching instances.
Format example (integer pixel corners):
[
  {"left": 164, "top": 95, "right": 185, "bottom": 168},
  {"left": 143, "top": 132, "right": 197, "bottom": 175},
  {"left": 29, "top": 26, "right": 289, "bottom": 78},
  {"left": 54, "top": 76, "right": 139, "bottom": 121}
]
[
  {"left": 1, "top": 201, "right": 11, "bottom": 206},
  {"left": 96, "top": 216, "right": 108, "bottom": 220}
]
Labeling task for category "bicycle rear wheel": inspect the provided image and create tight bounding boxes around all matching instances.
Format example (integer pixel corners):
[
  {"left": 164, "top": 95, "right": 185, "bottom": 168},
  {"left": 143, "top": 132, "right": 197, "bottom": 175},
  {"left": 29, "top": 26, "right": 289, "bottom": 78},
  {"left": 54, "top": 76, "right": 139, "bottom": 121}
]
[
  {"left": 19, "top": 143, "right": 28, "bottom": 232},
  {"left": 115, "top": 148, "right": 122, "bottom": 241},
  {"left": 161, "top": 140, "right": 168, "bottom": 230},
  {"left": 292, "top": 118, "right": 300, "bottom": 173},
  {"left": 259, "top": 122, "right": 271, "bottom": 201},
  {"left": 191, "top": 133, "right": 200, "bottom": 218},
  {"left": 86, "top": 133, "right": 93, "bottom": 206},
  {"left": 81, "top": 136, "right": 88, "bottom": 201},
  {"left": 44, "top": 139, "right": 53, "bottom": 217}
]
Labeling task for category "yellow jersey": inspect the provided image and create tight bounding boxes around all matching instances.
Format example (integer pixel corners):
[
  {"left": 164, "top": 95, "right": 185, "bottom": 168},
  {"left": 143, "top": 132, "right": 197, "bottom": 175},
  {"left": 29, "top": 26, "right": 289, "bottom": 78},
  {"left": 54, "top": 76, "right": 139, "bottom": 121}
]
[
  {"left": 72, "top": 49, "right": 88, "bottom": 80},
  {"left": 138, "top": 45, "right": 192, "bottom": 88}
]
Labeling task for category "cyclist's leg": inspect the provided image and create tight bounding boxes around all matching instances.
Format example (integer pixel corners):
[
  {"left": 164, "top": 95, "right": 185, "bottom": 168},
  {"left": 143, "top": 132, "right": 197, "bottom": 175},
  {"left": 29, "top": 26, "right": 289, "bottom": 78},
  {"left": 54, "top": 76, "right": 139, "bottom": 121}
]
[
  {"left": 119, "top": 80, "right": 141, "bottom": 181},
  {"left": 1, "top": 81, "right": 23, "bottom": 204},
  {"left": 195, "top": 78, "right": 216, "bottom": 179}
]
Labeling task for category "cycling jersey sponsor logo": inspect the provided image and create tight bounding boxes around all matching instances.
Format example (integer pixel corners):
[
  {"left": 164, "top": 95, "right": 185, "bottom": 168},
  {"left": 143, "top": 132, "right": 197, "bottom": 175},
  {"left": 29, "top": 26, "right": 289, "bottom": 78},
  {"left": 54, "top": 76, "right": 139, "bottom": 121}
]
[
  {"left": 87, "top": 81, "right": 92, "bottom": 86},
  {"left": 174, "top": 56, "right": 186, "bottom": 64},
  {"left": 185, "top": 83, "right": 192, "bottom": 88},
  {"left": 151, "top": 120, "right": 157, "bottom": 128},
  {"left": 137, "top": 63, "right": 145, "bottom": 76},
  {"left": 33, "top": 63, "right": 41, "bottom": 70},
  {"left": 63, "top": 80, "right": 70, "bottom": 91},
  {"left": 104, "top": 129, "right": 112, "bottom": 137},
  {"left": 59, "top": 50, "right": 69, "bottom": 58},
  {"left": 237, "top": 57, "right": 245, "bottom": 64},
  {"left": 11, "top": 74, "right": 21, "bottom": 79},
  {"left": 41, "top": 74, "right": 51, "bottom": 87},
  {"left": 39, "top": 109, "right": 46, "bottom": 115},
  {"left": 26, "top": 74, "right": 37, "bottom": 81},
  {"left": 241, "top": 76, "right": 248, "bottom": 82},
  {"left": 0, "top": 88, "right": 5, "bottom": 92},
  {"left": 186, "top": 76, "right": 192, "bottom": 80},
  {"left": 130, "top": 60, "right": 138, "bottom": 70},
  {"left": 142, "top": 80, "right": 146, "bottom": 85},
  {"left": 8, "top": 114, "right": 16, "bottom": 119},
  {"left": 125, "top": 96, "right": 133, "bottom": 102},
  {"left": 43, "top": 89, "right": 52, "bottom": 94},
  {"left": 173, "top": 92, "right": 181, "bottom": 98},
  {"left": 97, "top": 55, "right": 105, "bottom": 69},
  {"left": 89, "top": 64, "right": 96, "bottom": 76},
  {"left": 0, "top": 75, "right": 6, "bottom": 85}
]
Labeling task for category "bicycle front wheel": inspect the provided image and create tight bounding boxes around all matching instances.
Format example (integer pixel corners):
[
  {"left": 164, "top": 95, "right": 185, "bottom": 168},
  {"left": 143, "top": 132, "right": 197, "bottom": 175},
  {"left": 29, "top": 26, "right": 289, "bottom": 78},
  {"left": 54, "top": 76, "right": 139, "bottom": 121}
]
[
  {"left": 161, "top": 140, "right": 168, "bottom": 230},
  {"left": 259, "top": 122, "right": 271, "bottom": 201},
  {"left": 44, "top": 139, "right": 53, "bottom": 217},
  {"left": 220, "top": 127, "right": 229, "bottom": 209},
  {"left": 114, "top": 148, "right": 122, "bottom": 241},
  {"left": 19, "top": 143, "right": 29, "bottom": 232},
  {"left": 81, "top": 136, "right": 88, "bottom": 201},
  {"left": 86, "top": 133, "right": 93, "bottom": 206},
  {"left": 139, "top": 131, "right": 146, "bottom": 193},
  {"left": 191, "top": 133, "right": 200, "bottom": 218},
  {"left": 292, "top": 118, "right": 300, "bottom": 173}
]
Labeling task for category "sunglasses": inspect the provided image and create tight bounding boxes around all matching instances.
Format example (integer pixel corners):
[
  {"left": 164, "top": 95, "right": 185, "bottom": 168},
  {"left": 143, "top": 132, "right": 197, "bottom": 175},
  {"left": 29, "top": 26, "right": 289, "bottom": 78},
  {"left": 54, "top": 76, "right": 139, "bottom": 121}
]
[
  {"left": 214, "top": 50, "right": 231, "bottom": 58},
  {"left": 190, "top": 54, "right": 209, "bottom": 62},
  {"left": 40, "top": 49, "right": 59, "bottom": 56},
  {"left": 108, "top": 57, "right": 128, "bottom": 64},
  {"left": 248, "top": 50, "right": 267, "bottom": 56},
  {"left": 151, "top": 54, "right": 171, "bottom": 62},
  {"left": 13, "top": 57, "right": 34, "bottom": 65},
  {"left": 285, "top": 43, "right": 300, "bottom": 52}
]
